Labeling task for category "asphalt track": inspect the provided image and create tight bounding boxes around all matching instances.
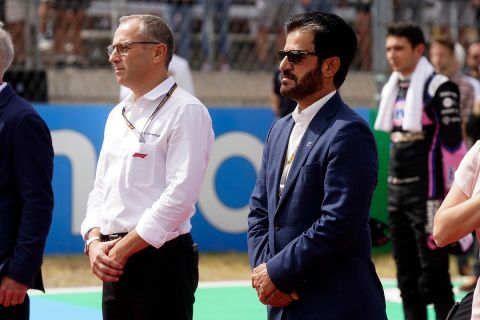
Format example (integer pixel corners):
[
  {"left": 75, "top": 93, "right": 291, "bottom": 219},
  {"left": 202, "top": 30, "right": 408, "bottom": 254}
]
[{"left": 28, "top": 280, "right": 467, "bottom": 319}]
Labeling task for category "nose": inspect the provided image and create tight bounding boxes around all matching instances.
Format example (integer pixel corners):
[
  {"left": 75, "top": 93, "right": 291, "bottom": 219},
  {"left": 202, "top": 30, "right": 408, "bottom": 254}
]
[
  {"left": 109, "top": 50, "right": 121, "bottom": 64},
  {"left": 279, "top": 56, "right": 291, "bottom": 72}
]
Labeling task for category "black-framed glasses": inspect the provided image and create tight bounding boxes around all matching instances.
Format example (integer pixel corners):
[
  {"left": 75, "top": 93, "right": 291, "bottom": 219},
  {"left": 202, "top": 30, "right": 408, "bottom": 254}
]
[
  {"left": 277, "top": 50, "right": 317, "bottom": 64},
  {"left": 107, "top": 41, "right": 160, "bottom": 56}
]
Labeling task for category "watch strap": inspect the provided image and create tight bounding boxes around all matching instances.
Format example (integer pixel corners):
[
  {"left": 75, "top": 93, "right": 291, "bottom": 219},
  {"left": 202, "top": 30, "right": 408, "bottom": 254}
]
[{"left": 84, "top": 236, "right": 101, "bottom": 256}]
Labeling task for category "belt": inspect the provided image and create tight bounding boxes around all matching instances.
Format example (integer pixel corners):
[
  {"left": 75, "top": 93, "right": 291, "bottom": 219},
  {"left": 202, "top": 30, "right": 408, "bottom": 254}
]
[
  {"left": 388, "top": 176, "right": 420, "bottom": 185},
  {"left": 100, "top": 232, "right": 194, "bottom": 250},
  {"left": 100, "top": 232, "right": 128, "bottom": 242},
  {"left": 391, "top": 131, "right": 425, "bottom": 143}
]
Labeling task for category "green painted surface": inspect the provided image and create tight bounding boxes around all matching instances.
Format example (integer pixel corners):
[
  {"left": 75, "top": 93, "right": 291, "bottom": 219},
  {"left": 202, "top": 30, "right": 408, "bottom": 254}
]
[
  {"left": 369, "top": 110, "right": 391, "bottom": 252},
  {"left": 35, "top": 282, "right": 468, "bottom": 319}
]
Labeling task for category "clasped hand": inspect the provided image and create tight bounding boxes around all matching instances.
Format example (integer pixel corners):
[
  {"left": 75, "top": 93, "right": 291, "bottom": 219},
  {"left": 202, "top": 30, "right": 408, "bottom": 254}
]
[
  {"left": 88, "top": 239, "right": 124, "bottom": 282},
  {"left": 0, "top": 276, "right": 28, "bottom": 307},
  {"left": 251, "top": 263, "right": 299, "bottom": 307}
]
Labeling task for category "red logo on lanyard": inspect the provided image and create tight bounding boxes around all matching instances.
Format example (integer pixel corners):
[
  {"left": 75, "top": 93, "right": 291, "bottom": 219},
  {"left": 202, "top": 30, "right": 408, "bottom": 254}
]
[{"left": 132, "top": 153, "right": 148, "bottom": 158}]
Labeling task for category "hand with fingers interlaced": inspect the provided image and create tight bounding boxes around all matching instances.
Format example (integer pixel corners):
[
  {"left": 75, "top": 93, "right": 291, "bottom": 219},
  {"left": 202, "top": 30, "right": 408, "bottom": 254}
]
[
  {"left": 251, "top": 263, "right": 299, "bottom": 307},
  {"left": 88, "top": 239, "right": 124, "bottom": 282}
]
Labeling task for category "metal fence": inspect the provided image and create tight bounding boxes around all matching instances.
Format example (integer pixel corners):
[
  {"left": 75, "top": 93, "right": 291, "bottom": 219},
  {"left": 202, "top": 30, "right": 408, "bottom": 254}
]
[{"left": 0, "top": 0, "right": 479, "bottom": 104}]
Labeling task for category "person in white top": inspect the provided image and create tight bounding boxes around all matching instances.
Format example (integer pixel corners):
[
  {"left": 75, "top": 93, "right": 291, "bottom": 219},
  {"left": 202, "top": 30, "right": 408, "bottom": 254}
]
[
  {"left": 434, "top": 141, "right": 480, "bottom": 319},
  {"left": 80, "top": 14, "right": 214, "bottom": 320}
]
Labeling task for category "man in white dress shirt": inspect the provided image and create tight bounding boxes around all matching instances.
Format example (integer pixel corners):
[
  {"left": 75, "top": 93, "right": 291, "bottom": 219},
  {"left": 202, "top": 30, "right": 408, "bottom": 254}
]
[{"left": 80, "top": 14, "right": 214, "bottom": 320}]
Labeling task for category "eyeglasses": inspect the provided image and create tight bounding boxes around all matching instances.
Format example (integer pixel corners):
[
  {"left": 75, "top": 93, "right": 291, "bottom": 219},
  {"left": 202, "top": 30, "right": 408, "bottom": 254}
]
[
  {"left": 107, "top": 41, "right": 160, "bottom": 56},
  {"left": 277, "top": 50, "right": 317, "bottom": 64}
]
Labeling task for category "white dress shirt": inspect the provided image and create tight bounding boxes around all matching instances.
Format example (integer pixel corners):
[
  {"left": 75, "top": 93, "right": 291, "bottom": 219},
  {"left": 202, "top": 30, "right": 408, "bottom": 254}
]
[
  {"left": 279, "top": 91, "right": 336, "bottom": 194},
  {"left": 287, "top": 90, "right": 336, "bottom": 159},
  {"left": 81, "top": 77, "right": 214, "bottom": 248}
]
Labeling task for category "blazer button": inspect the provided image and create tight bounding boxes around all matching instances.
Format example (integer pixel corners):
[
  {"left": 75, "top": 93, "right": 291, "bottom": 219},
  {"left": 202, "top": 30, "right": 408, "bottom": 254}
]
[{"left": 274, "top": 225, "right": 280, "bottom": 231}]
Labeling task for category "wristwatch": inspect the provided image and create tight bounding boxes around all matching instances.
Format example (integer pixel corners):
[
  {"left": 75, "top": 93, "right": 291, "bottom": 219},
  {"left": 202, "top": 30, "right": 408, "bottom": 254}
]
[{"left": 84, "top": 236, "right": 101, "bottom": 256}]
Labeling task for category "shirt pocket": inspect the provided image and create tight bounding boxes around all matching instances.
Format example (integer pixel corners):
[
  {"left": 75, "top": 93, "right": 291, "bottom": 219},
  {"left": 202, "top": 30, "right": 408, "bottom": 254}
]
[{"left": 126, "top": 143, "right": 157, "bottom": 188}]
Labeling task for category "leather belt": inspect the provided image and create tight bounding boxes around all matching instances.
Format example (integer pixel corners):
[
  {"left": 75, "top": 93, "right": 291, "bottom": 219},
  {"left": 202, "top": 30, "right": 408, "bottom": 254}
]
[
  {"left": 100, "top": 232, "right": 128, "bottom": 242},
  {"left": 100, "top": 232, "right": 194, "bottom": 250},
  {"left": 388, "top": 176, "right": 420, "bottom": 185},
  {"left": 391, "top": 131, "right": 424, "bottom": 143}
]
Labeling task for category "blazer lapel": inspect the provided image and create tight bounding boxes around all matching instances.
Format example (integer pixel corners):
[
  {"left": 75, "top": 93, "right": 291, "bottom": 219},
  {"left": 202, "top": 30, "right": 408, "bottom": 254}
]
[
  {"left": 276, "top": 93, "right": 342, "bottom": 210},
  {"left": 273, "top": 116, "right": 295, "bottom": 207}
]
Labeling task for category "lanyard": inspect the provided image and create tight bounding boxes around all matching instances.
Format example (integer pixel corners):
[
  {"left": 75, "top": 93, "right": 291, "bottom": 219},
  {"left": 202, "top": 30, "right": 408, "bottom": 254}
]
[
  {"left": 121, "top": 83, "right": 177, "bottom": 143},
  {"left": 279, "top": 145, "right": 299, "bottom": 196}
]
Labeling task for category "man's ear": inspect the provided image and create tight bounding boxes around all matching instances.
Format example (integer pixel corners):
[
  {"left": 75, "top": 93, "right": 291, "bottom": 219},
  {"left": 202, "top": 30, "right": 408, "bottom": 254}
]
[
  {"left": 322, "top": 57, "right": 340, "bottom": 78},
  {"left": 414, "top": 43, "right": 426, "bottom": 57},
  {"left": 152, "top": 43, "right": 168, "bottom": 64}
]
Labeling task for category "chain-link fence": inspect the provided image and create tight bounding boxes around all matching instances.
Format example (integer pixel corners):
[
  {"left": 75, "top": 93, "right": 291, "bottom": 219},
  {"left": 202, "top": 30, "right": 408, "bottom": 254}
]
[{"left": 0, "top": 0, "right": 479, "bottom": 105}]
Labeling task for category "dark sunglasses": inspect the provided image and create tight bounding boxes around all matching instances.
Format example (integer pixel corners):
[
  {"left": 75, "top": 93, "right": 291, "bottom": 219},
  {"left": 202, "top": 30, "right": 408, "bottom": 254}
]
[{"left": 277, "top": 50, "right": 317, "bottom": 64}]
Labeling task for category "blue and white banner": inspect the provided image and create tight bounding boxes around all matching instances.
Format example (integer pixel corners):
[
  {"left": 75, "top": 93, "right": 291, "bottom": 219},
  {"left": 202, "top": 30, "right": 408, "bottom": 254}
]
[{"left": 37, "top": 105, "right": 274, "bottom": 254}]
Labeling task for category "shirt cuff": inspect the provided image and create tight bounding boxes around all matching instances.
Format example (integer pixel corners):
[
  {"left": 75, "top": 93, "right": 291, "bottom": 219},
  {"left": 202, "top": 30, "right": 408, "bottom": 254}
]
[
  {"left": 136, "top": 211, "right": 179, "bottom": 248},
  {"left": 80, "top": 213, "right": 101, "bottom": 240}
]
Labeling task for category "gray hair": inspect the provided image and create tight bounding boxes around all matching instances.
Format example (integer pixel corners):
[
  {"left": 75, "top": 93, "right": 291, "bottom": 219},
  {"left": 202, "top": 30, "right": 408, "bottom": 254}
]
[
  {"left": 0, "top": 25, "right": 14, "bottom": 76},
  {"left": 119, "top": 15, "right": 174, "bottom": 67}
]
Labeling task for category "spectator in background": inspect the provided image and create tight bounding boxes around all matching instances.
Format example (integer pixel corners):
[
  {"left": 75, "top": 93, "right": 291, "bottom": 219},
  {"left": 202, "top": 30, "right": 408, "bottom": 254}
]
[
  {"left": 467, "top": 39, "right": 480, "bottom": 80},
  {"left": 430, "top": 36, "right": 475, "bottom": 146},
  {"left": 4, "top": 0, "right": 29, "bottom": 66},
  {"left": 37, "top": 0, "right": 54, "bottom": 52},
  {"left": 435, "top": 0, "right": 480, "bottom": 46},
  {"left": 299, "top": 0, "right": 334, "bottom": 12},
  {"left": 375, "top": 22, "right": 466, "bottom": 319},
  {"left": 52, "top": 0, "right": 91, "bottom": 67},
  {"left": 353, "top": 0, "right": 372, "bottom": 70},
  {"left": 255, "top": 0, "right": 301, "bottom": 70},
  {"left": 393, "top": 0, "right": 425, "bottom": 25},
  {"left": 456, "top": 41, "right": 480, "bottom": 107},
  {"left": 0, "top": 25, "right": 54, "bottom": 319},
  {"left": 466, "top": 39, "right": 480, "bottom": 164},
  {"left": 168, "top": 0, "right": 195, "bottom": 61},
  {"left": 201, "top": 0, "right": 231, "bottom": 71}
]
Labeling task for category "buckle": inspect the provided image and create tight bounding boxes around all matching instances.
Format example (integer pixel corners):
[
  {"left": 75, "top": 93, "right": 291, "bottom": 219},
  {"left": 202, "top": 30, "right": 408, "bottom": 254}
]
[{"left": 100, "top": 232, "right": 128, "bottom": 242}]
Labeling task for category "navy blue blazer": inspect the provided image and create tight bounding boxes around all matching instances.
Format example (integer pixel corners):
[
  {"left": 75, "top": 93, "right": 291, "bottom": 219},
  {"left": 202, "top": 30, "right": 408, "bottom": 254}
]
[
  {"left": 248, "top": 93, "right": 387, "bottom": 319},
  {"left": 0, "top": 84, "right": 53, "bottom": 291}
]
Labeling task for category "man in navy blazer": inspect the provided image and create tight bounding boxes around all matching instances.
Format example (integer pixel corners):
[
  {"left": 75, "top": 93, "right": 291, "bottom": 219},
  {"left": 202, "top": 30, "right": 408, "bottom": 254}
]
[
  {"left": 0, "top": 27, "right": 54, "bottom": 319},
  {"left": 248, "top": 12, "right": 387, "bottom": 319}
]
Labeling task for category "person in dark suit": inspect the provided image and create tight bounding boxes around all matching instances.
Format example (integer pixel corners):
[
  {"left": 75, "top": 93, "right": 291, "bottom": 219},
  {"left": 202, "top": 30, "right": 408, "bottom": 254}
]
[
  {"left": 248, "top": 12, "right": 387, "bottom": 320},
  {"left": 0, "top": 26, "right": 54, "bottom": 319}
]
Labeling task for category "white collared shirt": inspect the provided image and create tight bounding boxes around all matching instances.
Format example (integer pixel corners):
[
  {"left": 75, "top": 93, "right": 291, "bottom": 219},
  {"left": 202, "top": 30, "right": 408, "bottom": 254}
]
[
  {"left": 279, "top": 91, "right": 336, "bottom": 195},
  {"left": 81, "top": 77, "right": 215, "bottom": 248},
  {"left": 287, "top": 90, "right": 336, "bottom": 159}
]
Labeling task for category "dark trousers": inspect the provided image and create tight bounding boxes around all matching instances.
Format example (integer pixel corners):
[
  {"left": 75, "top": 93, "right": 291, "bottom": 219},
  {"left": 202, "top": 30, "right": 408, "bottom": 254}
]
[
  {"left": 0, "top": 294, "right": 29, "bottom": 320},
  {"left": 102, "top": 233, "right": 199, "bottom": 320},
  {"left": 388, "top": 181, "right": 454, "bottom": 320}
]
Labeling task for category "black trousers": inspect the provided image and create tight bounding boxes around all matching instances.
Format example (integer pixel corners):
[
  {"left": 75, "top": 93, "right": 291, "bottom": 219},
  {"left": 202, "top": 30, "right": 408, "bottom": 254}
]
[
  {"left": 388, "top": 181, "right": 454, "bottom": 320},
  {"left": 0, "top": 294, "right": 29, "bottom": 320},
  {"left": 102, "top": 233, "right": 199, "bottom": 320}
]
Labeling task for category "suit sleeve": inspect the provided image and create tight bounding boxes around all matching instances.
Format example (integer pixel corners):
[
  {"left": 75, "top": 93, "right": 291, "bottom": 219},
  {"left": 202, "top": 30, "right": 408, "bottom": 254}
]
[
  {"left": 248, "top": 127, "right": 274, "bottom": 268},
  {"left": 266, "top": 122, "right": 378, "bottom": 293},
  {"left": 7, "top": 112, "right": 54, "bottom": 287}
]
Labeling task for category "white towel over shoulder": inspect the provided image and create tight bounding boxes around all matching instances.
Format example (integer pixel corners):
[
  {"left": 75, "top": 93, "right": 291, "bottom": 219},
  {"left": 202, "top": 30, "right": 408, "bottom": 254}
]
[{"left": 374, "top": 56, "right": 434, "bottom": 133}]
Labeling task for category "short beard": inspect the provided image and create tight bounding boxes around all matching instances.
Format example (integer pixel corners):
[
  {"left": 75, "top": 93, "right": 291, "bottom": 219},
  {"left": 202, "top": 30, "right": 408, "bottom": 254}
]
[{"left": 280, "top": 65, "right": 323, "bottom": 101}]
